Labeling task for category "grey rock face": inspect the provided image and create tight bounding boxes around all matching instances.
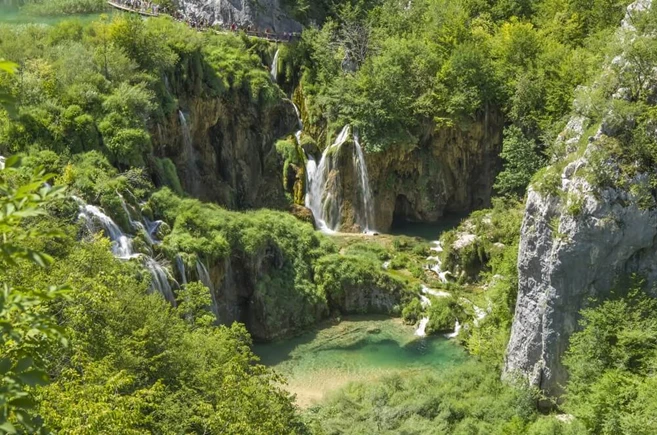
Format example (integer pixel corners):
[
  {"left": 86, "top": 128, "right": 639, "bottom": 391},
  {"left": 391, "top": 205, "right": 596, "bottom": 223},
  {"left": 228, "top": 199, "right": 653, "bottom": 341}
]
[
  {"left": 177, "top": 0, "right": 302, "bottom": 33},
  {"left": 504, "top": 0, "right": 656, "bottom": 399},
  {"left": 504, "top": 163, "right": 657, "bottom": 397}
]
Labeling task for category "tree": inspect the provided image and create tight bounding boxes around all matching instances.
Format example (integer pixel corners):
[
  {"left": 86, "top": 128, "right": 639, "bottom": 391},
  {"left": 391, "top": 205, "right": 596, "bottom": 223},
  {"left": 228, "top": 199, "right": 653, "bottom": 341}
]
[
  {"left": 494, "top": 126, "right": 546, "bottom": 197},
  {"left": 0, "top": 156, "right": 69, "bottom": 433}
]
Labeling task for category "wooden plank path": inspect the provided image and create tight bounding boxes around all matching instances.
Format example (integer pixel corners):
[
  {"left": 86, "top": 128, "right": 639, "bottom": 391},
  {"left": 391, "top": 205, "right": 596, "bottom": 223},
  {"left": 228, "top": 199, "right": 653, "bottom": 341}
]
[
  {"left": 107, "top": 1, "right": 158, "bottom": 17},
  {"left": 106, "top": 1, "right": 300, "bottom": 43}
]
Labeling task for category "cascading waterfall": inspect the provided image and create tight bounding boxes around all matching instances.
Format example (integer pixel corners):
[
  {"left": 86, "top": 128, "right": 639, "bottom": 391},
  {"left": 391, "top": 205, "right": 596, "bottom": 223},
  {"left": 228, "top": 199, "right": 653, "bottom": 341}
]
[
  {"left": 77, "top": 201, "right": 136, "bottom": 260},
  {"left": 288, "top": 100, "right": 377, "bottom": 234},
  {"left": 304, "top": 125, "right": 351, "bottom": 232},
  {"left": 145, "top": 258, "right": 176, "bottom": 304},
  {"left": 0, "top": 155, "right": 5, "bottom": 170},
  {"left": 270, "top": 48, "right": 280, "bottom": 82},
  {"left": 76, "top": 196, "right": 176, "bottom": 305},
  {"left": 353, "top": 131, "right": 376, "bottom": 233}
]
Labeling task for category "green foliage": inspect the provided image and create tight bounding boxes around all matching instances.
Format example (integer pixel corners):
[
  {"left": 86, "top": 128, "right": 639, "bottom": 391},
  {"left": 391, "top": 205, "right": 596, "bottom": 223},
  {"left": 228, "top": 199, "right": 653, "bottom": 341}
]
[
  {"left": 0, "top": 158, "right": 69, "bottom": 433},
  {"left": 314, "top": 253, "right": 407, "bottom": 314},
  {"left": 306, "top": 361, "right": 539, "bottom": 434},
  {"left": 563, "top": 276, "right": 657, "bottom": 435},
  {"left": 495, "top": 125, "right": 547, "bottom": 197},
  {"left": 152, "top": 157, "right": 183, "bottom": 195},
  {"left": 426, "top": 296, "right": 460, "bottom": 334}
]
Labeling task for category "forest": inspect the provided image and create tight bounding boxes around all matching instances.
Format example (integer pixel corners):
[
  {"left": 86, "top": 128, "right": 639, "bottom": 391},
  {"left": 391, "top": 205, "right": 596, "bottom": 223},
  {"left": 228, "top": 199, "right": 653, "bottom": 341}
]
[{"left": 2, "top": 0, "right": 657, "bottom": 433}]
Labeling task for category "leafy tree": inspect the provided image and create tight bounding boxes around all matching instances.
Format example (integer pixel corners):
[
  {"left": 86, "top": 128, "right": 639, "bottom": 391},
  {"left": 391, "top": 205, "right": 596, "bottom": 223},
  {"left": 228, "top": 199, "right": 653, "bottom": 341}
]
[
  {"left": 495, "top": 126, "right": 546, "bottom": 197},
  {"left": 563, "top": 276, "right": 657, "bottom": 434},
  {"left": 0, "top": 156, "right": 69, "bottom": 433}
]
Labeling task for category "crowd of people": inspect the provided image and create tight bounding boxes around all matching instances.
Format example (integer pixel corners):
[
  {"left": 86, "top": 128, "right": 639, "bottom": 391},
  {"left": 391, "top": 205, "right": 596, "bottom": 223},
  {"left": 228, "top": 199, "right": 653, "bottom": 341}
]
[
  {"left": 107, "top": 1, "right": 301, "bottom": 42},
  {"left": 111, "top": 0, "right": 160, "bottom": 16}
]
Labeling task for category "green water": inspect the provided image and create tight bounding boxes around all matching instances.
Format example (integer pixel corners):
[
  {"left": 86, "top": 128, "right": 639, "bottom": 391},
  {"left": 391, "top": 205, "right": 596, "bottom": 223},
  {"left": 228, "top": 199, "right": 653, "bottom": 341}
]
[
  {"left": 0, "top": 6, "right": 105, "bottom": 26},
  {"left": 254, "top": 316, "right": 466, "bottom": 406},
  {"left": 390, "top": 215, "right": 466, "bottom": 240}
]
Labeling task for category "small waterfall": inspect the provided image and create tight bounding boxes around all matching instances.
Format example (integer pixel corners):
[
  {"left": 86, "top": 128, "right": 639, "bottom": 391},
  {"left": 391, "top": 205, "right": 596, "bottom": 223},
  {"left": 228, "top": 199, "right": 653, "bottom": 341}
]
[
  {"left": 353, "top": 131, "right": 376, "bottom": 233},
  {"left": 426, "top": 241, "right": 451, "bottom": 283},
  {"left": 305, "top": 126, "right": 351, "bottom": 232},
  {"left": 176, "top": 255, "right": 187, "bottom": 285},
  {"left": 415, "top": 317, "right": 429, "bottom": 337},
  {"left": 270, "top": 48, "right": 280, "bottom": 82},
  {"left": 178, "top": 110, "right": 193, "bottom": 159},
  {"left": 445, "top": 320, "right": 461, "bottom": 339},
  {"left": 76, "top": 197, "right": 175, "bottom": 304},
  {"left": 145, "top": 257, "right": 176, "bottom": 304},
  {"left": 196, "top": 259, "right": 214, "bottom": 293},
  {"left": 77, "top": 202, "right": 137, "bottom": 259},
  {"left": 0, "top": 155, "right": 5, "bottom": 170}
]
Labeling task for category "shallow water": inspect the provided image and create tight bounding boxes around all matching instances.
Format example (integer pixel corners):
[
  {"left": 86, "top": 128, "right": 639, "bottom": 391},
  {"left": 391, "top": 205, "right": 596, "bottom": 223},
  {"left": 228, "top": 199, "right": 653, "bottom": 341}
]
[
  {"left": 0, "top": 6, "right": 105, "bottom": 26},
  {"left": 254, "top": 316, "right": 466, "bottom": 407}
]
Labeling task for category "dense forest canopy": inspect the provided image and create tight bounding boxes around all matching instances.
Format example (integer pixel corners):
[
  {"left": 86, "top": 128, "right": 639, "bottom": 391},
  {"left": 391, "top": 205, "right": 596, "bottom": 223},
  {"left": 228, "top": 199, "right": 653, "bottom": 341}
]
[{"left": 1, "top": 0, "right": 657, "bottom": 433}]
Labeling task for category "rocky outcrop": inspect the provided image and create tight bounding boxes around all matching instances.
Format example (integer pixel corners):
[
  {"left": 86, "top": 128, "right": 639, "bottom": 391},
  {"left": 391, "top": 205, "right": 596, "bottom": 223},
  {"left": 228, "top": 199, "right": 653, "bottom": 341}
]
[
  {"left": 310, "top": 112, "right": 503, "bottom": 233},
  {"left": 177, "top": 0, "right": 302, "bottom": 33},
  {"left": 504, "top": 0, "right": 656, "bottom": 400},
  {"left": 504, "top": 163, "right": 657, "bottom": 398},
  {"left": 153, "top": 94, "right": 298, "bottom": 210}
]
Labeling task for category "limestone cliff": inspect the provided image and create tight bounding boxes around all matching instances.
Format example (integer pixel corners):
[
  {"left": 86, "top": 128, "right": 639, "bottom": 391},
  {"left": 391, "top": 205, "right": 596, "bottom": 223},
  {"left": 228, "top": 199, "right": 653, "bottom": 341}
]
[
  {"left": 152, "top": 92, "right": 298, "bottom": 210},
  {"left": 504, "top": 0, "right": 656, "bottom": 399},
  {"left": 311, "top": 112, "right": 503, "bottom": 233}
]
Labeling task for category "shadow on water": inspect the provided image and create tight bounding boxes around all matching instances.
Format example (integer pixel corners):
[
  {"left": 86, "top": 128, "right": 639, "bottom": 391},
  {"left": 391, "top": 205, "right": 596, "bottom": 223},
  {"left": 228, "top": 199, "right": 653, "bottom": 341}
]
[
  {"left": 389, "top": 214, "right": 468, "bottom": 241},
  {"left": 253, "top": 329, "right": 320, "bottom": 367}
]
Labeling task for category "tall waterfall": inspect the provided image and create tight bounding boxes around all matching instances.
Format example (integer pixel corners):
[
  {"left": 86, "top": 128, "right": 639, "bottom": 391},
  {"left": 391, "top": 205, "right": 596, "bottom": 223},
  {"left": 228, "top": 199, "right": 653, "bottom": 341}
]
[
  {"left": 270, "top": 48, "right": 280, "bottom": 82},
  {"left": 76, "top": 197, "right": 176, "bottom": 305},
  {"left": 304, "top": 125, "right": 351, "bottom": 233},
  {"left": 353, "top": 131, "right": 376, "bottom": 233}
]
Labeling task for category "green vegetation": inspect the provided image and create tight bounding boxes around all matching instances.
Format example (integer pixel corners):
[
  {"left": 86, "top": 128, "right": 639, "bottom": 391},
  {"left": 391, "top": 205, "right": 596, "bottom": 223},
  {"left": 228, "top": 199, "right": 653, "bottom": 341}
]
[
  {"left": 2, "top": 0, "right": 657, "bottom": 433},
  {"left": 305, "top": 362, "right": 585, "bottom": 434},
  {"left": 563, "top": 276, "right": 657, "bottom": 434}
]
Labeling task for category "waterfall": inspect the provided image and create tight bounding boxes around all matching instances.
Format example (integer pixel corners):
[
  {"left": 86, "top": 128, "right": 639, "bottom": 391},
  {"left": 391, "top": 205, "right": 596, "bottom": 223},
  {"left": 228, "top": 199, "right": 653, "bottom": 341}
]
[
  {"left": 76, "top": 197, "right": 176, "bottom": 304},
  {"left": 196, "top": 259, "right": 214, "bottom": 293},
  {"left": 353, "top": 131, "right": 376, "bottom": 233},
  {"left": 178, "top": 110, "right": 193, "bottom": 159},
  {"left": 77, "top": 202, "right": 137, "bottom": 260},
  {"left": 0, "top": 155, "right": 5, "bottom": 170},
  {"left": 426, "top": 241, "right": 452, "bottom": 283},
  {"left": 415, "top": 318, "right": 429, "bottom": 337},
  {"left": 176, "top": 255, "right": 187, "bottom": 285},
  {"left": 304, "top": 125, "right": 351, "bottom": 233},
  {"left": 270, "top": 48, "right": 280, "bottom": 82},
  {"left": 145, "top": 257, "right": 176, "bottom": 304}
]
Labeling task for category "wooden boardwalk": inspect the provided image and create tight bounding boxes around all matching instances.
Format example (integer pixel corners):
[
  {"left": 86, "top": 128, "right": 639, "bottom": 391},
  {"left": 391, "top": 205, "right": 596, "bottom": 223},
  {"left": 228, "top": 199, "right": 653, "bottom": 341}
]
[
  {"left": 106, "top": 1, "right": 299, "bottom": 43},
  {"left": 107, "top": 1, "right": 158, "bottom": 17}
]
